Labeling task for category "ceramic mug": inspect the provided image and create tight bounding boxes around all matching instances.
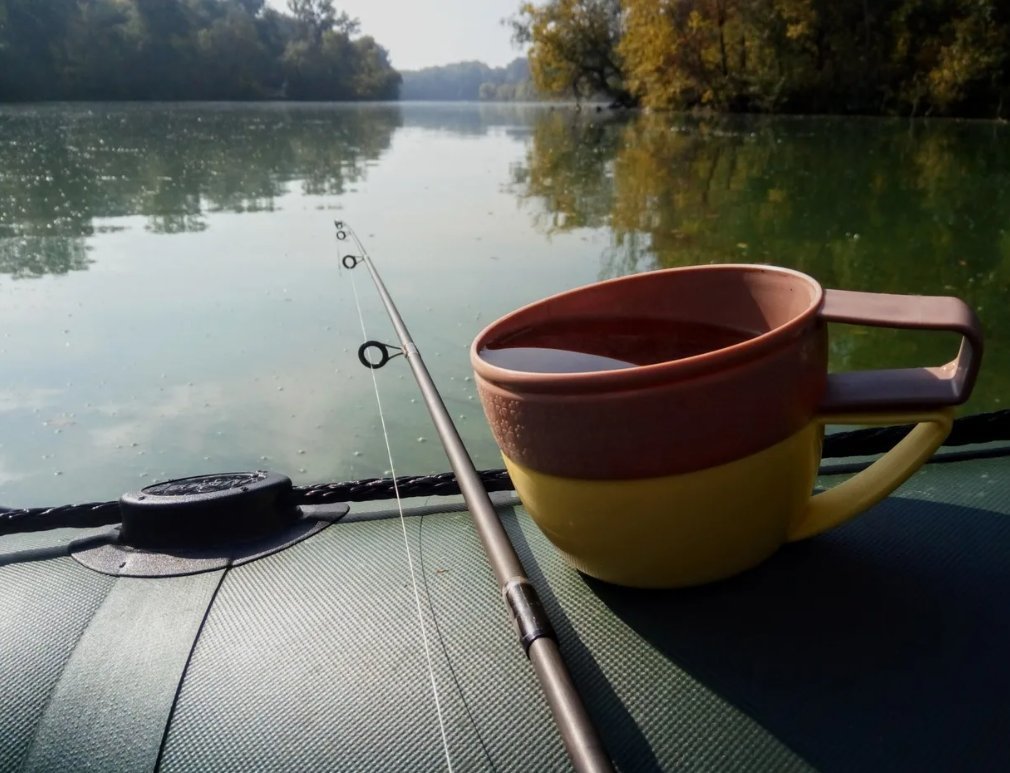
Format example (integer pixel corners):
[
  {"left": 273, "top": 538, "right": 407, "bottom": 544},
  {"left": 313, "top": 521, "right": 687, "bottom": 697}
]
[{"left": 470, "top": 265, "right": 982, "bottom": 588}]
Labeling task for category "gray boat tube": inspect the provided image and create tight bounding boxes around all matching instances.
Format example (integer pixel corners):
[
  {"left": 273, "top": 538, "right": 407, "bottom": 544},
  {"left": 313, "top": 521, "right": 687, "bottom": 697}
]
[{"left": 339, "top": 223, "right": 614, "bottom": 773}]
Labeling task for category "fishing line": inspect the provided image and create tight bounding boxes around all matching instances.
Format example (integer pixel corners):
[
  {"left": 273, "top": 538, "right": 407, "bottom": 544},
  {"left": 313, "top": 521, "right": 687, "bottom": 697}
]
[
  {"left": 345, "top": 240, "right": 455, "bottom": 773},
  {"left": 339, "top": 222, "right": 615, "bottom": 773}
]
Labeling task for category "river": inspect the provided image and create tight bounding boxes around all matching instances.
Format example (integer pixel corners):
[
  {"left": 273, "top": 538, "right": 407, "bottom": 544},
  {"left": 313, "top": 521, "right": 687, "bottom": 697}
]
[{"left": 0, "top": 102, "right": 1005, "bottom": 506}]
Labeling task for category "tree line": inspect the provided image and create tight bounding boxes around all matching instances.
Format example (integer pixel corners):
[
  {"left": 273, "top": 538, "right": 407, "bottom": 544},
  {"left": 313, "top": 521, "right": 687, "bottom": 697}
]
[
  {"left": 0, "top": 0, "right": 400, "bottom": 101},
  {"left": 400, "top": 59, "right": 539, "bottom": 101},
  {"left": 513, "top": 0, "right": 1010, "bottom": 116}
]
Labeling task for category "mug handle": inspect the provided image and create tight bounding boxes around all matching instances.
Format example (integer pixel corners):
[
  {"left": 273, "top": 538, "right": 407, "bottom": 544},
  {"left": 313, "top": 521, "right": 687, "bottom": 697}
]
[
  {"left": 787, "top": 289, "right": 983, "bottom": 542},
  {"left": 817, "top": 289, "right": 982, "bottom": 412},
  {"left": 788, "top": 408, "right": 952, "bottom": 540}
]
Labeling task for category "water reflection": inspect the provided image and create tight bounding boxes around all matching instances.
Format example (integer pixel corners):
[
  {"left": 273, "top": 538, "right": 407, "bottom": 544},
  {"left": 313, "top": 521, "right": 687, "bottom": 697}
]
[
  {"left": 512, "top": 111, "right": 1009, "bottom": 412},
  {"left": 394, "top": 101, "right": 556, "bottom": 137},
  {"left": 0, "top": 104, "right": 402, "bottom": 276},
  {"left": 0, "top": 104, "right": 1005, "bottom": 508},
  {"left": 0, "top": 103, "right": 564, "bottom": 506},
  {"left": 0, "top": 236, "right": 93, "bottom": 277}
]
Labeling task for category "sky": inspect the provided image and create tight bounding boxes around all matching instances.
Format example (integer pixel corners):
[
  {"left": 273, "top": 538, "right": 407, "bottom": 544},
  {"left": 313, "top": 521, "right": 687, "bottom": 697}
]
[{"left": 265, "top": 0, "right": 526, "bottom": 71}]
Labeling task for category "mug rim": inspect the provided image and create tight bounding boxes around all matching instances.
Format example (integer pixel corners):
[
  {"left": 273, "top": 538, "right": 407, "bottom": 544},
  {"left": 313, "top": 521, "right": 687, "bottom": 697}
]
[{"left": 470, "top": 264, "right": 824, "bottom": 393}]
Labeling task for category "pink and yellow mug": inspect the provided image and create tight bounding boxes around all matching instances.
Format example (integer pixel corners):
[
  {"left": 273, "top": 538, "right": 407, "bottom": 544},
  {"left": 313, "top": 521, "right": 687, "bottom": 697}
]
[{"left": 471, "top": 265, "right": 982, "bottom": 588}]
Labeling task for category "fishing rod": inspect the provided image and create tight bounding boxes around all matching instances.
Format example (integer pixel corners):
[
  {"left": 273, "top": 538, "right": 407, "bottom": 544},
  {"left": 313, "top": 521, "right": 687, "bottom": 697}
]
[{"left": 337, "top": 222, "right": 614, "bottom": 773}]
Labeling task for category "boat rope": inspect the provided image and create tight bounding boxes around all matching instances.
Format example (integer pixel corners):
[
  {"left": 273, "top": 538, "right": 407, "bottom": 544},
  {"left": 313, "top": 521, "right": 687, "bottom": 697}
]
[
  {"left": 820, "top": 408, "right": 1010, "bottom": 457},
  {"left": 0, "top": 470, "right": 516, "bottom": 535},
  {"left": 2, "top": 414, "right": 1008, "bottom": 537},
  {"left": 345, "top": 229, "right": 455, "bottom": 772}
]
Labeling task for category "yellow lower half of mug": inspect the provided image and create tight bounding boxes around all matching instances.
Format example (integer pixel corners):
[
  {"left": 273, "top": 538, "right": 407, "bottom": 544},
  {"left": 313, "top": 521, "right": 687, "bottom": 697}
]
[
  {"left": 503, "top": 423, "right": 826, "bottom": 588},
  {"left": 503, "top": 408, "right": 952, "bottom": 588},
  {"left": 509, "top": 406, "right": 949, "bottom": 586}
]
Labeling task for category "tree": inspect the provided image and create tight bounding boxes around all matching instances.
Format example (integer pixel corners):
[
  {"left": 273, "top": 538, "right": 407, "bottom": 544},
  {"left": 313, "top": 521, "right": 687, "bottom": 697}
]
[
  {"left": 62, "top": 0, "right": 135, "bottom": 99},
  {"left": 287, "top": 0, "right": 358, "bottom": 43},
  {"left": 0, "top": 0, "right": 78, "bottom": 99},
  {"left": 511, "top": 0, "right": 635, "bottom": 105},
  {"left": 619, "top": 0, "right": 831, "bottom": 111},
  {"left": 132, "top": 0, "right": 198, "bottom": 98},
  {"left": 350, "top": 36, "right": 401, "bottom": 100},
  {"left": 620, "top": 0, "right": 740, "bottom": 109},
  {"left": 281, "top": 0, "right": 393, "bottom": 99},
  {"left": 399, "top": 58, "right": 537, "bottom": 101},
  {"left": 196, "top": 7, "right": 272, "bottom": 98},
  {"left": 401, "top": 61, "right": 495, "bottom": 100},
  {"left": 236, "top": 0, "right": 265, "bottom": 14},
  {"left": 891, "top": 0, "right": 1009, "bottom": 116}
]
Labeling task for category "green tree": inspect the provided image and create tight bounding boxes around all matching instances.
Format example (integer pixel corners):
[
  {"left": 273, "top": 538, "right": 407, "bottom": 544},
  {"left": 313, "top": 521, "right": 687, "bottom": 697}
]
[
  {"left": 511, "top": 0, "right": 635, "bottom": 105},
  {"left": 400, "top": 60, "right": 536, "bottom": 101},
  {"left": 281, "top": 0, "right": 398, "bottom": 99},
  {"left": 349, "top": 36, "right": 401, "bottom": 100},
  {"left": 0, "top": 0, "right": 399, "bottom": 102},
  {"left": 195, "top": 7, "right": 272, "bottom": 99},
  {"left": 0, "top": 0, "right": 78, "bottom": 98},
  {"left": 62, "top": 0, "right": 135, "bottom": 99},
  {"left": 287, "top": 0, "right": 358, "bottom": 43},
  {"left": 132, "top": 0, "right": 196, "bottom": 98},
  {"left": 402, "top": 61, "right": 493, "bottom": 99}
]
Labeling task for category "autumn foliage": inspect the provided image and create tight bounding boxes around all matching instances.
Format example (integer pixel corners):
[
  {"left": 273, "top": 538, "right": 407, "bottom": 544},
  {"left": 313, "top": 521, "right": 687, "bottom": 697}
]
[{"left": 513, "top": 0, "right": 1010, "bottom": 116}]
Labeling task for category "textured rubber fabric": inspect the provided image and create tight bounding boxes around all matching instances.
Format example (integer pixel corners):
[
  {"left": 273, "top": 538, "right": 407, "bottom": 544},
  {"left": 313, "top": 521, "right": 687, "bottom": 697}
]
[
  {"left": 21, "top": 571, "right": 224, "bottom": 773},
  {"left": 0, "top": 552, "right": 114, "bottom": 772},
  {"left": 158, "top": 503, "right": 807, "bottom": 772},
  {"left": 2, "top": 453, "right": 1008, "bottom": 772},
  {"left": 497, "top": 508, "right": 812, "bottom": 773},
  {"left": 158, "top": 511, "right": 565, "bottom": 772},
  {"left": 530, "top": 453, "right": 1010, "bottom": 772}
]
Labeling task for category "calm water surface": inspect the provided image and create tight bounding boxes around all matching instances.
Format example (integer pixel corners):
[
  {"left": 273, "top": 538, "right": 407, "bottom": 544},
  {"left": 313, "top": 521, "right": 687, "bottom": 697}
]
[{"left": 0, "top": 103, "right": 1006, "bottom": 506}]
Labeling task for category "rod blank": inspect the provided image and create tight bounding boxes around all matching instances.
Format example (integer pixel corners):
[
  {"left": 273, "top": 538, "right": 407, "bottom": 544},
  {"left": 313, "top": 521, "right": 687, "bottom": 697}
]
[{"left": 344, "top": 225, "right": 613, "bottom": 773}]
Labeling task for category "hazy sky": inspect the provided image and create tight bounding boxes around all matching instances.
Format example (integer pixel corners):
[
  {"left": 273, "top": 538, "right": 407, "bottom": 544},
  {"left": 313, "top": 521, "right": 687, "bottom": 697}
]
[{"left": 266, "top": 0, "right": 526, "bottom": 71}]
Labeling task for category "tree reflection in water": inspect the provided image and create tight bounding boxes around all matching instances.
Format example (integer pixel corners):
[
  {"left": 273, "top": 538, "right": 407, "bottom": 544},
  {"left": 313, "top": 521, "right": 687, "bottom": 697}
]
[{"left": 0, "top": 104, "right": 402, "bottom": 277}]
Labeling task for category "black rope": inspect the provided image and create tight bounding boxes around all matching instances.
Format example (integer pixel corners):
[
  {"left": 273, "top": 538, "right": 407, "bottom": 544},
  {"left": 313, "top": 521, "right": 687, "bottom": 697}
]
[
  {"left": 0, "top": 501, "right": 122, "bottom": 536},
  {"left": 293, "top": 469, "right": 516, "bottom": 503},
  {"left": 820, "top": 445, "right": 1010, "bottom": 476},
  {"left": 822, "top": 408, "right": 1010, "bottom": 457},
  {"left": 0, "top": 470, "right": 517, "bottom": 536},
  {"left": 3, "top": 411, "right": 1009, "bottom": 537}
]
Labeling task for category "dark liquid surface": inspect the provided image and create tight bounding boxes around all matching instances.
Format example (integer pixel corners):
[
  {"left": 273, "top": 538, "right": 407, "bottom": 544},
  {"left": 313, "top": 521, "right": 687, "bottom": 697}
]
[{"left": 480, "top": 317, "right": 755, "bottom": 373}]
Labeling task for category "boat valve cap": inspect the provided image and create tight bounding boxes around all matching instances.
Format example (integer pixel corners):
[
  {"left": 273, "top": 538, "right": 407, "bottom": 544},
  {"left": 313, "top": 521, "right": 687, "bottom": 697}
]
[{"left": 118, "top": 471, "right": 297, "bottom": 550}]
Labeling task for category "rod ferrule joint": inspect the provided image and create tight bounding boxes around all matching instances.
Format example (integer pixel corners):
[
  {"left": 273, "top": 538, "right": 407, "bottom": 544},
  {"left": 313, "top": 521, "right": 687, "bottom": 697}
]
[{"left": 504, "top": 578, "right": 556, "bottom": 656}]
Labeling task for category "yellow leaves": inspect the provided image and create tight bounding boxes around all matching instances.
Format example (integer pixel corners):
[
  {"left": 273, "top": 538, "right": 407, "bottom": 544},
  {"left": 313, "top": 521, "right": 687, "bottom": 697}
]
[
  {"left": 775, "top": 0, "right": 817, "bottom": 29},
  {"left": 922, "top": 10, "right": 1007, "bottom": 110},
  {"left": 525, "top": 0, "right": 1008, "bottom": 114},
  {"left": 518, "top": 0, "right": 627, "bottom": 100},
  {"left": 786, "top": 23, "right": 808, "bottom": 40},
  {"left": 620, "top": 0, "right": 817, "bottom": 110},
  {"left": 619, "top": 0, "right": 685, "bottom": 109},
  {"left": 621, "top": 0, "right": 734, "bottom": 109},
  {"left": 888, "top": 0, "right": 1009, "bottom": 114}
]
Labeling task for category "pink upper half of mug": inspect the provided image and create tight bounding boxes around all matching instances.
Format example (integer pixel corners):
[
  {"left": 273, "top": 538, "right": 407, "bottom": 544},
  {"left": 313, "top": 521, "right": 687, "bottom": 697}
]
[{"left": 471, "top": 265, "right": 831, "bottom": 479}]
